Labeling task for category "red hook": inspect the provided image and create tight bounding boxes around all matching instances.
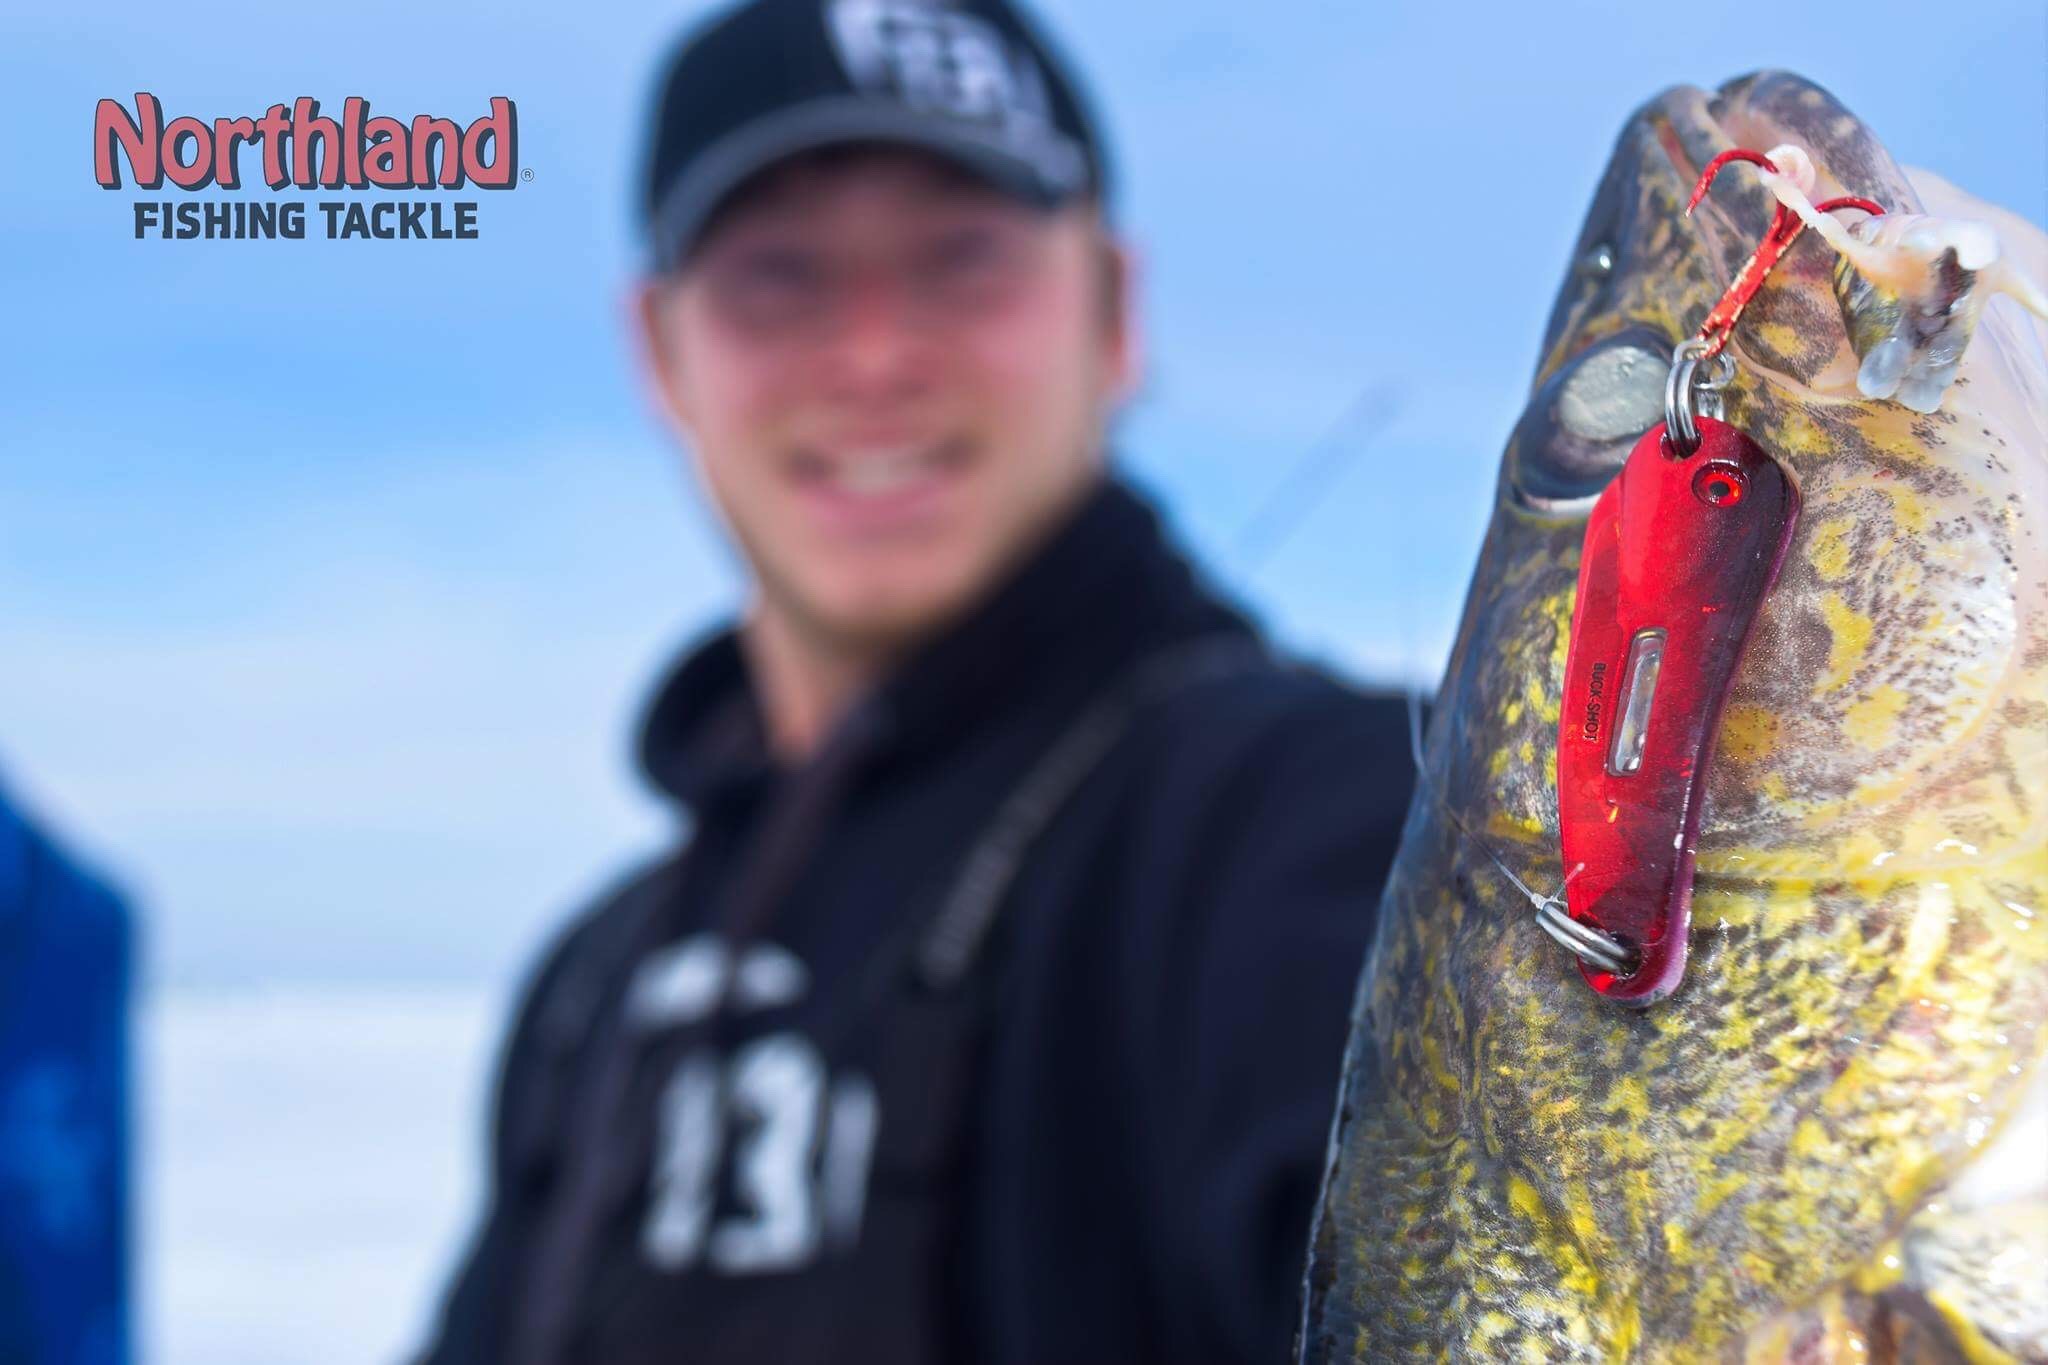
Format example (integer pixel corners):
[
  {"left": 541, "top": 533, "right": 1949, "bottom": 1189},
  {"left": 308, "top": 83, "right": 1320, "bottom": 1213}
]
[{"left": 1685, "top": 148, "right": 1885, "bottom": 357}]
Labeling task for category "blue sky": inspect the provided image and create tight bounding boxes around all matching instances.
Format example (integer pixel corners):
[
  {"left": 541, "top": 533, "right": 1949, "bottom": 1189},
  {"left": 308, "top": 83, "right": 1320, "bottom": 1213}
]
[{"left": 4, "top": 0, "right": 2044, "bottom": 986}]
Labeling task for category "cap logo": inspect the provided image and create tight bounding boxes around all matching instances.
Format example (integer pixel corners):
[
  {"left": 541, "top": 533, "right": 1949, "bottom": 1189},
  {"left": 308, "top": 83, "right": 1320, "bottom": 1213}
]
[{"left": 826, "top": 0, "right": 1055, "bottom": 139}]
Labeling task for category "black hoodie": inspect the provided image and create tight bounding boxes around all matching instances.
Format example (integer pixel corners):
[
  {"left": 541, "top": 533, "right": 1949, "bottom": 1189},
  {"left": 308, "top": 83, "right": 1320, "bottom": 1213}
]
[{"left": 420, "top": 475, "right": 1416, "bottom": 1365}]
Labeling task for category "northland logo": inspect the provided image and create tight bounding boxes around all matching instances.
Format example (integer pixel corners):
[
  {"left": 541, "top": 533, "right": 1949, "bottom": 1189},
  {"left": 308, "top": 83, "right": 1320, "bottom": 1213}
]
[{"left": 94, "top": 94, "right": 522, "bottom": 241}]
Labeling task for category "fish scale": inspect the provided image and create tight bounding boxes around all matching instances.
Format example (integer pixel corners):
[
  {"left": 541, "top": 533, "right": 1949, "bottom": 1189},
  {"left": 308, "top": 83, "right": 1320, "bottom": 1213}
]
[{"left": 1302, "top": 70, "right": 2048, "bottom": 1363}]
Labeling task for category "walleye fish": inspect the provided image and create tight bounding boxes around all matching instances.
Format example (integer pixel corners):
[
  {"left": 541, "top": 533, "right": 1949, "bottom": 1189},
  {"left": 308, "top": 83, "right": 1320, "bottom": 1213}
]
[{"left": 1300, "top": 71, "right": 2048, "bottom": 1362}]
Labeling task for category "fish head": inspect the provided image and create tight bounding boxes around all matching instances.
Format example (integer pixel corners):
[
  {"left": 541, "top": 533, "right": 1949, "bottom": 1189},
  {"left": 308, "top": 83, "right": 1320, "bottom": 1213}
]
[{"left": 1306, "top": 71, "right": 2048, "bottom": 1362}]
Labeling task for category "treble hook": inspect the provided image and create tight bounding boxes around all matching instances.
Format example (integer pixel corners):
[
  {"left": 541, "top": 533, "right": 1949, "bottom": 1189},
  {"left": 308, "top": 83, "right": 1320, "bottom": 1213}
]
[{"left": 1685, "top": 147, "right": 1886, "bottom": 358}]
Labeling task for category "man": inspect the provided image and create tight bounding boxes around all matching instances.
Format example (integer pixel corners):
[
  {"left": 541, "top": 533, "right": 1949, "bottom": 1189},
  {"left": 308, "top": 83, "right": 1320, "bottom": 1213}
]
[{"left": 420, "top": 1, "right": 1415, "bottom": 1361}]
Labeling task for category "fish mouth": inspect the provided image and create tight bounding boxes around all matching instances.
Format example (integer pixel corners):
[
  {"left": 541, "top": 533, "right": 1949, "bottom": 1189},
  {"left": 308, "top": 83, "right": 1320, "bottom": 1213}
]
[{"left": 1530, "top": 71, "right": 1921, "bottom": 403}]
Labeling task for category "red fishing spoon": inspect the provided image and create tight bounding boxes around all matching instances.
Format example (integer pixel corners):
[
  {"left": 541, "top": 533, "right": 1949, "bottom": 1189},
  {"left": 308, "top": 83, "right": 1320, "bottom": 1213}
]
[{"left": 1550, "top": 148, "right": 1880, "bottom": 1005}]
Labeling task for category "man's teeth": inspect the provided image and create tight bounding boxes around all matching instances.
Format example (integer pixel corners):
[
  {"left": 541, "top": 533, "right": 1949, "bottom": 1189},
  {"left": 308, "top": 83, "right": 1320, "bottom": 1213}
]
[{"left": 833, "top": 450, "right": 939, "bottom": 495}]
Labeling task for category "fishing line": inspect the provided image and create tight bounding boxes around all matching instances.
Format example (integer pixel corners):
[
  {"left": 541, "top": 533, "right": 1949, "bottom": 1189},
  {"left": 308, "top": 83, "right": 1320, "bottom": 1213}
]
[
  {"left": 1227, "top": 380, "right": 1405, "bottom": 576},
  {"left": 1225, "top": 370, "right": 1580, "bottom": 930},
  {"left": 1373, "top": 396, "right": 1560, "bottom": 913}
]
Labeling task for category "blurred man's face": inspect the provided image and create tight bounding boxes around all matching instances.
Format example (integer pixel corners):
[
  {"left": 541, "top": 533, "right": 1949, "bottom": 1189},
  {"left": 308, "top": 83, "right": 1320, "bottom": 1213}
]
[{"left": 638, "top": 149, "right": 1135, "bottom": 652}]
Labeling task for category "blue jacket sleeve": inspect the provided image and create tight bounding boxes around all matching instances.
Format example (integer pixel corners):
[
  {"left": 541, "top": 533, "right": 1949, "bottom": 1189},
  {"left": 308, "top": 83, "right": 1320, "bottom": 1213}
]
[{"left": 0, "top": 791, "right": 133, "bottom": 1365}]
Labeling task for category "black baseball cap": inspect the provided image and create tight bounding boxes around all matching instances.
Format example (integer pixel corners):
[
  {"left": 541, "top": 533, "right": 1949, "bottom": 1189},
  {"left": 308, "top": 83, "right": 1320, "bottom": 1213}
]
[{"left": 639, "top": 0, "right": 1112, "bottom": 272}]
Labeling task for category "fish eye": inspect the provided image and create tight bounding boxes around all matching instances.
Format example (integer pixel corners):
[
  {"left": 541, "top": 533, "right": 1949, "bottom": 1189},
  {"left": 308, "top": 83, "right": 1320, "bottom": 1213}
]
[{"left": 1507, "top": 327, "right": 1670, "bottom": 512}]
